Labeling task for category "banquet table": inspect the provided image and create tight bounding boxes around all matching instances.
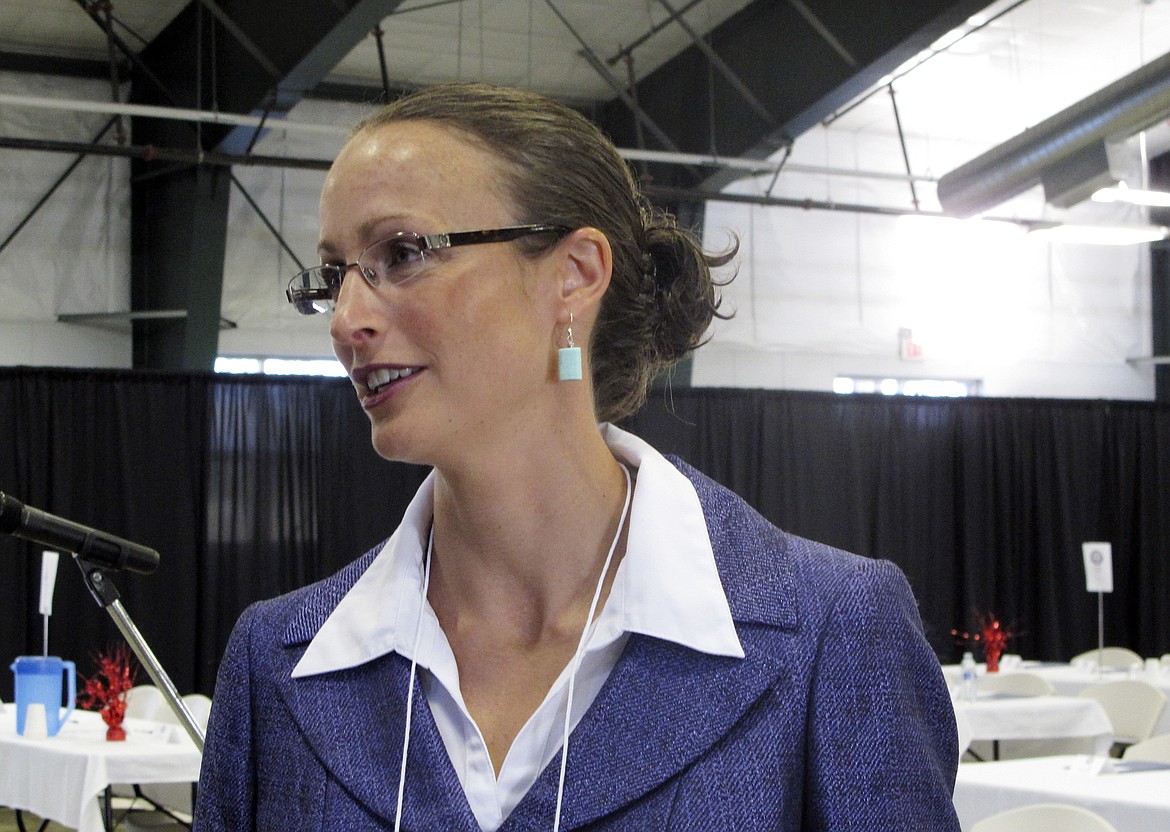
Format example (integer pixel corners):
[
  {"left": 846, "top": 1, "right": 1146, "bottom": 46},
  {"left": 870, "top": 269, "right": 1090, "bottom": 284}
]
[
  {"left": 953, "top": 692, "right": 1113, "bottom": 759},
  {"left": 1017, "top": 661, "right": 1170, "bottom": 693},
  {"left": 954, "top": 754, "right": 1170, "bottom": 831},
  {"left": 0, "top": 708, "right": 202, "bottom": 832},
  {"left": 944, "top": 660, "right": 1170, "bottom": 735}
]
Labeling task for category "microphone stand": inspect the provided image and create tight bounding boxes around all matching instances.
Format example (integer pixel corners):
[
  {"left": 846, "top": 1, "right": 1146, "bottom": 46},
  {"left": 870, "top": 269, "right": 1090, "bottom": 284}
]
[{"left": 74, "top": 557, "right": 205, "bottom": 752}]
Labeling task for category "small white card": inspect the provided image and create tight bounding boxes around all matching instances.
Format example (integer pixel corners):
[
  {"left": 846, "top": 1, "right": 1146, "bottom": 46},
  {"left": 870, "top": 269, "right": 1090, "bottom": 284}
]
[
  {"left": 1065, "top": 754, "right": 1108, "bottom": 776},
  {"left": 38, "top": 550, "right": 59, "bottom": 615},
  {"left": 1081, "top": 542, "right": 1114, "bottom": 593}
]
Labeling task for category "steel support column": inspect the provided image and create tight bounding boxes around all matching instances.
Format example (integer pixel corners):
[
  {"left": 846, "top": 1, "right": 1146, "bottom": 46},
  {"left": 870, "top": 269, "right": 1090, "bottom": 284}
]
[
  {"left": 131, "top": 165, "right": 231, "bottom": 370},
  {"left": 1152, "top": 154, "right": 1170, "bottom": 401},
  {"left": 1152, "top": 241, "right": 1170, "bottom": 402}
]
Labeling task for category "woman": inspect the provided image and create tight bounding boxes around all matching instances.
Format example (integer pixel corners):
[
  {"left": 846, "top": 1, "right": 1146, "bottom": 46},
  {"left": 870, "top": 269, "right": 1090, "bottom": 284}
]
[{"left": 195, "top": 83, "right": 959, "bottom": 831}]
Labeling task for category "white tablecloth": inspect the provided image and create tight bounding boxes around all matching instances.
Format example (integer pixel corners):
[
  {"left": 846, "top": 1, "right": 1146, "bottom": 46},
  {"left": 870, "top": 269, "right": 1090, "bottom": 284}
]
[
  {"left": 944, "top": 661, "right": 1170, "bottom": 732},
  {"left": 979, "top": 661, "right": 1170, "bottom": 735},
  {"left": 0, "top": 709, "right": 202, "bottom": 832},
  {"left": 954, "top": 692, "right": 1113, "bottom": 757},
  {"left": 954, "top": 754, "right": 1170, "bottom": 831}
]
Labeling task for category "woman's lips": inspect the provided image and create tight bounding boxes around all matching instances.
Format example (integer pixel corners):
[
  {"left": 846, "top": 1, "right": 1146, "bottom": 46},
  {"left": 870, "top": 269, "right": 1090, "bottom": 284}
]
[
  {"left": 366, "top": 366, "right": 418, "bottom": 393},
  {"left": 356, "top": 365, "right": 424, "bottom": 408}
]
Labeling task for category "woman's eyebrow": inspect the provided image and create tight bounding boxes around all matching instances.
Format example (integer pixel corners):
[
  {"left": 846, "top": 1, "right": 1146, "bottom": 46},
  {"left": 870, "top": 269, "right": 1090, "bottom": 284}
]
[{"left": 317, "top": 215, "right": 417, "bottom": 260}]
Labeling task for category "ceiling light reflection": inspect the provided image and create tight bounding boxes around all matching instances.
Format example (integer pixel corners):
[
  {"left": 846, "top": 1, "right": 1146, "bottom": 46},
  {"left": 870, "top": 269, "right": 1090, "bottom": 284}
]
[
  {"left": 1027, "top": 223, "right": 1168, "bottom": 245},
  {"left": 1091, "top": 185, "right": 1170, "bottom": 208}
]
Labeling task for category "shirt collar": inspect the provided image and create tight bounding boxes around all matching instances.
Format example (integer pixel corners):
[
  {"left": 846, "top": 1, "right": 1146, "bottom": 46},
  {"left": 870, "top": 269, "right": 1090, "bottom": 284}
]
[
  {"left": 292, "top": 477, "right": 436, "bottom": 678},
  {"left": 598, "top": 424, "right": 743, "bottom": 658},
  {"left": 292, "top": 424, "right": 742, "bottom": 679}
]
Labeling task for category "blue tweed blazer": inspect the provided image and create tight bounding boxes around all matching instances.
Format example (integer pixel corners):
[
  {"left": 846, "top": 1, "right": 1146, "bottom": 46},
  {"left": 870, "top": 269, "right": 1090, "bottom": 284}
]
[{"left": 194, "top": 458, "right": 959, "bottom": 831}]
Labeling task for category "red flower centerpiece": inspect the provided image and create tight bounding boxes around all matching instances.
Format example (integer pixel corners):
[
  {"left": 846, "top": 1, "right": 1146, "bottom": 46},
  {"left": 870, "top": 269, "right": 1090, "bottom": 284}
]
[
  {"left": 77, "top": 642, "right": 138, "bottom": 741},
  {"left": 951, "top": 611, "right": 1014, "bottom": 673},
  {"left": 977, "top": 613, "right": 1012, "bottom": 673}
]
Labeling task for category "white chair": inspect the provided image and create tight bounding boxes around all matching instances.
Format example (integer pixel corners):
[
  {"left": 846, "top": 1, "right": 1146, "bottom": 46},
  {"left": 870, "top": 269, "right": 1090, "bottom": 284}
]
[
  {"left": 184, "top": 692, "right": 213, "bottom": 727},
  {"left": 976, "top": 672, "right": 1054, "bottom": 697},
  {"left": 105, "top": 685, "right": 171, "bottom": 825},
  {"left": 106, "top": 689, "right": 211, "bottom": 829},
  {"left": 1121, "top": 733, "right": 1170, "bottom": 764},
  {"left": 132, "top": 693, "right": 215, "bottom": 828},
  {"left": 143, "top": 692, "right": 212, "bottom": 730},
  {"left": 954, "top": 708, "right": 973, "bottom": 763},
  {"left": 125, "top": 684, "right": 168, "bottom": 721},
  {"left": 971, "top": 803, "right": 1118, "bottom": 832},
  {"left": 1070, "top": 647, "right": 1143, "bottom": 670},
  {"left": 1078, "top": 680, "right": 1167, "bottom": 745}
]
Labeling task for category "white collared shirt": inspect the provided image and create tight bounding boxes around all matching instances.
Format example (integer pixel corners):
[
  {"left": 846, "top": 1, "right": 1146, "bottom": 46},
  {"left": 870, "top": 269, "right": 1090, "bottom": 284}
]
[{"left": 293, "top": 424, "right": 743, "bottom": 831}]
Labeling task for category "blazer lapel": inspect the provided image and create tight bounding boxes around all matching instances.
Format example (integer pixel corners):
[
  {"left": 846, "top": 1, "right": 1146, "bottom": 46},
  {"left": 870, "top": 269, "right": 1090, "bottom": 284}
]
[
  {"left": 276, "top": 593, "right": 479, "bottom": 831},
  {"left": 502, "top": 626, "right": 793, "bottom": 830}
]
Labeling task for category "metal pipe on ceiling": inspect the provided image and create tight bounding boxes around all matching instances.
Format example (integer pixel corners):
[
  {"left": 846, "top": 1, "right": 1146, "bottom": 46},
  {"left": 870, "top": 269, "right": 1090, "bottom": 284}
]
[
  {"left": 0, "top": 134, "right": 945, "bottom": 219},
  {"left": 0, "top": 92, "right": 938, "bottom": 183},
  {"left": 12, "top": 129, "right": 1161, "bottom": 236},
  {"left": 0, "top": 135, "right": 334, "bottom": 171},
  {"left": 644, "top": 183, "right": 937, "bottom": 217},
  {"left": 0, "top": 93, "right": 349, "bottom": 138},
  {"left": 937, "top": 47, "right": 1170, "bottom": 218},
  {"left": 620, "top": 147, "right": 934, "bottom": 182}
]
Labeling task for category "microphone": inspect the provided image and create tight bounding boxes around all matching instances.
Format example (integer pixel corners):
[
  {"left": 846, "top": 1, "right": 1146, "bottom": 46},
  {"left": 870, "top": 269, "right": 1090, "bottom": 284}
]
[{"left": 0, "top": 492, "right": 160, "bottom": 575}]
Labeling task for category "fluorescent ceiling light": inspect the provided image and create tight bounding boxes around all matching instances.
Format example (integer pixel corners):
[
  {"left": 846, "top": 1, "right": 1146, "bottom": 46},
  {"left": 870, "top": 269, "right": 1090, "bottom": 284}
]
[
  {"left": 1091, "top": 185, "right": 1170, "bottom": 208},
  {"left": 1027, "top": 223, "right": 1168, "bottom": 245}
]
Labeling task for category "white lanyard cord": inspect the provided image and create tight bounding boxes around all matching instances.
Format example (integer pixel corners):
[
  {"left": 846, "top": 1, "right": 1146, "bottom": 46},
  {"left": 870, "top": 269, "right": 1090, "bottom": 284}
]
[
  {"left": 393, "top": 463, "right": 631, "bottom": 832},
  {"left": 394, "top": 525, "right": 434, "bottom": 832},
  {"left": 553, "top": 462, "right": 632, "bottom": 832}
]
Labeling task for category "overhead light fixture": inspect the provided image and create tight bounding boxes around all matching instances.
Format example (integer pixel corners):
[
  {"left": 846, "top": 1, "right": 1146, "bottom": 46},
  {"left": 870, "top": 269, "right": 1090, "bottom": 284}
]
[
  {"left": 1027, "top": 222, "right": 1168, "bottom": 245},
  {"left": 1091, "top": 184, "right": 1170, "bottom": 207},
  {"left": 1040, "top": 141, "right": 1119, "bottom": 208}
]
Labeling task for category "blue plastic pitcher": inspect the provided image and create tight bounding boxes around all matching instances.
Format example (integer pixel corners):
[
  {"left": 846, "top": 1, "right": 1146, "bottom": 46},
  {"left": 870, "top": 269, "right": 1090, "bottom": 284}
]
[{"left": 10, "top": 655, "right": 76, "bottom": 737}]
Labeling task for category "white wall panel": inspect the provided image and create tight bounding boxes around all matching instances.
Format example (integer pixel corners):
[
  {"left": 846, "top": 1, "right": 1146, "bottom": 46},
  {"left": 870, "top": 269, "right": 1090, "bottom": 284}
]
[{"left": 0, "top": 72, "right": 130, "bottom": 367}]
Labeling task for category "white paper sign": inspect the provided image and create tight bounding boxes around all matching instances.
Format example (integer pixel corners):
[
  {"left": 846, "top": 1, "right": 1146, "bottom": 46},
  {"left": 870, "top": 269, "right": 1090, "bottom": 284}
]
[
  {"left": 1081, "top": 541, "right": 1114, "bottom": 593},
  {"left": 38, "top": 550, "right": 59, "bottom": 615}
]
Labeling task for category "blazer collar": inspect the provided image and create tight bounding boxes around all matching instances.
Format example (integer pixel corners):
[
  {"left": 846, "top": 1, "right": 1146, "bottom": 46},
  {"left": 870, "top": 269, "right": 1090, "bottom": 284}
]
[
  {"left": 274, "top": 457, "right": 799, "bottom": 831},
  {"left": 670, "top": 455, "right": 798, "bottom": 630}
]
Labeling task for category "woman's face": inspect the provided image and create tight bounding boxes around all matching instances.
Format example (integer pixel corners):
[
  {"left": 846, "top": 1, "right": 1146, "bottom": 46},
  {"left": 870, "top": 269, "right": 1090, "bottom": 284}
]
[{"left": 322, "top": 120, "right": 561, "bottom": 466}]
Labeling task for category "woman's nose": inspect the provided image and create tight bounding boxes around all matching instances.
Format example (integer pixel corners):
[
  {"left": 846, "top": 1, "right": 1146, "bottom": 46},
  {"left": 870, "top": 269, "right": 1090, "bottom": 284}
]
[{"left": 329, "top": 264, "right": 383, "bottom": 344}]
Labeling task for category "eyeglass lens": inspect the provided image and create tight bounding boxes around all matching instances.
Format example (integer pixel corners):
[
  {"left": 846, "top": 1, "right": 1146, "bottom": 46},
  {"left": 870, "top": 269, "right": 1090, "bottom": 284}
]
[
  {"left": 285, "top": 234, "right": 430, "bottom": 314},
  {"left": 360, "top": 235, "right": 429, "bottom": 287}
]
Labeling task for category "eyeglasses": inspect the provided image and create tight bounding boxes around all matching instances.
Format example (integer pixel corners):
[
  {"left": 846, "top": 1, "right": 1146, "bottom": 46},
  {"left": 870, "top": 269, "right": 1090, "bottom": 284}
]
[{"left": 285, "top": 224, "right": 572, "bottom": 315}]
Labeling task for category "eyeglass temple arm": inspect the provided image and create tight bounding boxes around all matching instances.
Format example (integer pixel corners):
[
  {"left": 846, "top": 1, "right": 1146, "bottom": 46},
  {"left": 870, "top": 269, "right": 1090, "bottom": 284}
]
[{"left": 434, "top": 225, "right": 570, "bottom": 250}]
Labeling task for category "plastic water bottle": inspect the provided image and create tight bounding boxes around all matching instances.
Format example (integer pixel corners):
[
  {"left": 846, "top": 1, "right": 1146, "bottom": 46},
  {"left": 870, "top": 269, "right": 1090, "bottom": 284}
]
[{"left": 960, "top": 651, "right": 977, "bottom": 703}]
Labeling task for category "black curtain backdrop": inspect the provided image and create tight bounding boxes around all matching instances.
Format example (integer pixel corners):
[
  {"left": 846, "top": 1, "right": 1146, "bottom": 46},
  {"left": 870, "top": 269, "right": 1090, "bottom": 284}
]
[{"left": 1, "top": 367, "right": 1167, "bottom": 699}]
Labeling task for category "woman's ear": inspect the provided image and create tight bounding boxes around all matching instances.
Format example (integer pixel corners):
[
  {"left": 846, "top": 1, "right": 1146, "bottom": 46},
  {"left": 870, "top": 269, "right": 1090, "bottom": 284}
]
[{"left": 557, "top": 227, "right": 612, "bottom": 315}]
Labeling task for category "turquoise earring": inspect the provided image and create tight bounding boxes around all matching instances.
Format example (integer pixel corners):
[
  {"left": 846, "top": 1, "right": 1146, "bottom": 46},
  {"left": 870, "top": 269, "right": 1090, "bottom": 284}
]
[{"left": 558, "top": 313, "right": 582, "bottom": 382}]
